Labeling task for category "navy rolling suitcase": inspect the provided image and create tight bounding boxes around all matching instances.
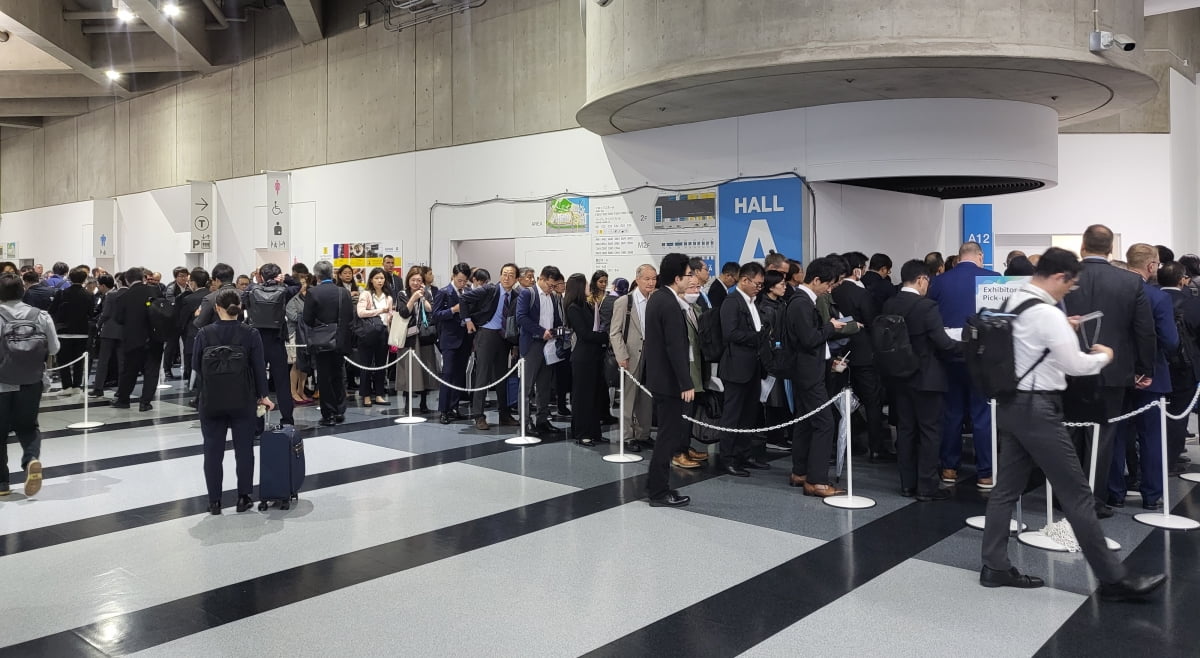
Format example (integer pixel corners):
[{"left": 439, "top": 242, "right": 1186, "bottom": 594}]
[{"left": 258, "top": 420, "right": 305, "bottom": 511}]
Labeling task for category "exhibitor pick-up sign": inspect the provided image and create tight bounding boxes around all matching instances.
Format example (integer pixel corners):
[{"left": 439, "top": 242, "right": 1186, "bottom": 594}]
[{"left": 975, "top": 276, "right": 1031, "bottom": 312}]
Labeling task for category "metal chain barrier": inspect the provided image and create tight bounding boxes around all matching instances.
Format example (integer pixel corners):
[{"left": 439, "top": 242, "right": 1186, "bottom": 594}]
[
  {"left": 621, "top": 368, "right": 845, "bottom": 433},
  {"left": 46, "top": 352, "right": 89, "bottom": 372},
  {"left": 1061, "top": 397, "right": 1167, "bottom": 429},
  {"left": 343, "top": 352, "right": 407, "bottom": 372},
  {"left": 1165, "top": 384, "right": 1200, "bottom": 421},
  {"left": 412, "top": 352, "right": 522, "bottom": 393}
]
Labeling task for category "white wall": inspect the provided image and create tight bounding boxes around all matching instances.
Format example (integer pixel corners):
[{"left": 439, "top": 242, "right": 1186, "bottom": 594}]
[{"left": 1172, "top": 68, "right": 1199, "bottom": 256}]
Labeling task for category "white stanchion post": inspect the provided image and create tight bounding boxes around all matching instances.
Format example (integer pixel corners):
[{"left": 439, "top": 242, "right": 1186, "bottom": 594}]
[
  {"left": 604, "top": 367, "right": 643, "bottom": 463},
  {"left": 67, "top": 353, "right": 105, "bottom": 430},
  {"left": 1135, "top": 398, "right": 1200, "bottom": 530},
  {"left": 505, "top": 359, "right": 540, "bottom": 446},
  {"left": 967, "top": 399, "right": 1025, "bottom": 532},
  {"left": 825, "top": 390, "right": 876, "bottom": 509},
  {"left": 395, "top": 350, "right": 426, "bottom": 425},
  {"left": 1017, "top": 481, "right": 1069, "bottom": 551}
]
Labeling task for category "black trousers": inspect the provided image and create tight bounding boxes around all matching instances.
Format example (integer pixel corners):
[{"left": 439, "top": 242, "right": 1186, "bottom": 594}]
[
  {"left": 521, "top": 341, "right": 556, "bottom": 425},
  {"left": 93, "top": 338, "right": 123, "bottom": 392},
  {"left": 163, "top": 335, "right": 181, "bottom": 375},
  {"left": 116, "top": 341, "right": 163, "bottom": 404},
  {"left": 555, "top": 360, "right": 572, "bottom": 411},
  {"left": 1070, "top": 386, "right": 1129, "bottom": 510},
  {"left": 438, "top": 345, "right": 469, "bottom": 414},
  {"left": 1167, "top": 385, "right": 1195, "bottom": 460},
  {"left": 894, "top": 384, "right": 942, "bottom": 495},
  {"left": 0, "top": 382, "right": 44, "bottom": 482},
  {"left": 182, "top": 334, "right": 197, "bottom": 383},
  {"left": 57, "top": 337, "right": 87, "bottom": 390},
  {"left": 983, "top": 393, "right": 1126, "bottom": 584},
  {"left": 718, "top": 380, "right": 758, "bottom": 464},
  {"left": 261, "top": 330, "right": 295, "bottom": 425},
  {"left": 471, "top": 329, "right": 512, "bottom": 419},
  {"left": 315, "top": 351, "right": 347, "bottom": 419},
  {"left": 791, "top": 379, "right": 835, "bottom": 485},
  {"left": 850, "top": 364, "right": 890, "bottom": 453},
  {"left": 648, "top": 393, "right": 687, "bottom": 499},
  {"left": 354, "top": 331, "right": 389, "bottom": 401},
  {"left": 570, "top": 347, "right": 605, "bottom": 441},
  {"left": 201, "top": 411, "right": 257, "bottom": 502}
]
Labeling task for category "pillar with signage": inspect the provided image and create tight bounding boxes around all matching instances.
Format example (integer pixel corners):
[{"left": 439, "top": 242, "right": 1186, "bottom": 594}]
[
  {"left": 962, "top": 204, "right": 994, "bottom": 270},
  {"left": 265, "top": 171, "right": 291, "bottom": 254},
  {"left": 189, "top": 180, "right": 215, "bottom": 264},
  {"left": 93, "top": 198, "right": 117, "bottom": 273}
]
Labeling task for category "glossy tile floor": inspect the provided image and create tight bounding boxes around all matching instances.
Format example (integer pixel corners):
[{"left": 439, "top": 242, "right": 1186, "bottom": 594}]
[{"left": 4, "top": 379, "right": 1200, "bottom": 657}]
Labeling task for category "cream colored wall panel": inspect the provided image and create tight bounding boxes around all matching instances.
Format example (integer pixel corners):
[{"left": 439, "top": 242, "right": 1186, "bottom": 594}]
[
  {"left": 114, "top": 101, "right": 131, "bottom": 196},
  {"left": 231, "top": 62, "right": 256, "bottom": 178},
  {"left": 76, "top": 105, "right": 115, "bottom": 200},
  {"left": 129, "top": 88, "right": 179, "bottom": 191},
  {"left": 327, "top": 23, "right": 408, "bottom": 162},
  {"left": 288, "top": 40, "right": 329, "bottom": 169},
  {"left": 1, "top": 130, "right": 44, "bottom": 212},
  {"left": 44, "top": 118, "right": 79, "bottom": 206},
  {"left": 177, "top": 71, "right": 234, "bottom": 183}
]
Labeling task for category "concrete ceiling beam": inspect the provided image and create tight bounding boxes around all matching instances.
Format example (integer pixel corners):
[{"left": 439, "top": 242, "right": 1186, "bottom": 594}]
[
  {"left": 0, "top": 0, "right": 133, "bottom": 97},
  {"left": 0, "top": 73, "right": 119, "bottom": 98},
  {"left": 121, "top": 0, "right": 215, "bottom": 73},
  {"left": 0, "top": 117, "right": 42, "bottom": 129},
  {"left": 0, "top": 98, "right": 90, "bottom": 116},
  {"left": 90, "top": 33, "right": 200, "bottom": 73},
  {"left": 283, "top": 0, "right": 324, "bottom": 44}
]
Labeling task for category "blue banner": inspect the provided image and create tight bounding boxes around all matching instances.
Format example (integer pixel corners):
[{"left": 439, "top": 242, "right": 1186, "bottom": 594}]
[
  {"left": 718, "top": 178, "right": 803, "bottom": 267},
  {"left": 961, "top": 204, "right": 994, "bottom": 270}
]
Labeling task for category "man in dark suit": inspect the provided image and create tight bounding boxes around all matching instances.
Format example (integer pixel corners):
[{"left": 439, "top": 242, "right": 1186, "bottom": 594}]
[
  {"left": 113, "top": 267, "right": 164, "bottom": 411},
  {"left": 861, "top": 253, "right": 897, "bottom": 307},
  {"left": 90, "top": 273, "right": 125, "bottom": 398},
  {"left": 786, "top": 257, "right": 848, "bottom": 495},
  {"left": 432, "top": 263, "right": 474, "bottom": 425},
  {"left": 461, "top": 264, "right": 521, "bottom": 430},
  {"left": 927, "top": 241, "right": 1001, "bottom": 488},
  {"left": 21, "top": 270, "right": 55, "bottom": 310},
  {"left": 706, "top": 261, "right": 739, "bottom": 311},
  {"left": 717, "top": 262, "right": 770, "bottom": 476},
  {"left": 515, "top": 265, "right": 566, "bottom": 437},
  {"left": 161, "top": 266, "right": 190, "bottom": 379},
  {"left": 881, "top": 260, "right": 960, "bottom": 501},
  {"left": 1063, "top": 224, "right": 1156, "bottom": 516},
  {"left": 689, "top": 257, "right": 713, "bottom": 310},
  {"left": 381, "top": 255, "right": 401, "bottom": 294},
  {"left": 831, "top": 251, "right": 894, "bottom": 462},
  {"left": 643, "top": 253, "right": 697, "bottom": 507},
  {"left": 303, "top": 260, "right": 355, "bottom": 426},
  {"left": 49, "top": 269, "right": 95, "bottom": 394},
  {"left": 1159, "top": 262, "right": 1200, "bottom": 465}
]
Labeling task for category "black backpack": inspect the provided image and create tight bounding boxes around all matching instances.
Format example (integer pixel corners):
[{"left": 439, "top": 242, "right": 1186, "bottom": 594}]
[
  {"left": 699, "top": 306, "right": 723, "bottom": 362},
  {"left": 871, "top": 314, "right": 919, "bottom": 378},
  {"left": 964, "top": 298, "right": 1048, "bottom": 400},
  {"left": 148, "top": 297, "right": 177, "bottom": 341},
  {"left": 1167, "top": 296, "right": 1200, "bottom": 386},
  {"left": 0, "top": 308, "right": 49, "bottom": 385},
  {"left": 249, "top": 285, "right": 287, "bottom": 330},
  {"left": 200, "top": 328, "right": 255, "bottom": 415}
]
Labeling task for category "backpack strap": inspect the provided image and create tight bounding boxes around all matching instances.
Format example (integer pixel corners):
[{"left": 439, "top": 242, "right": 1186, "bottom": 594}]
[{"left": 1007, "top": 297, "right": 1049, "bottom": 384}]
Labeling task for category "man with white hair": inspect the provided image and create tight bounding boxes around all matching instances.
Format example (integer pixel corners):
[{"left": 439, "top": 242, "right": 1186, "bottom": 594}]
[{"left": 610, "top": 264, "right": 656, "bottom": 452}]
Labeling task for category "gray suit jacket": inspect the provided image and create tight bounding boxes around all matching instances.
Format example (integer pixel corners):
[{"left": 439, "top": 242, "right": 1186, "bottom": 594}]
[{"left": 609, "top": 291, "right": 648, "bottom": 373}]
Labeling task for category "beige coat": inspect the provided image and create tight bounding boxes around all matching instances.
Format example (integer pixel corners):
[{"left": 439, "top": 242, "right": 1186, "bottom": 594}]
[{"left": 609, "top": 290, "right": 647, "bottom": 375}]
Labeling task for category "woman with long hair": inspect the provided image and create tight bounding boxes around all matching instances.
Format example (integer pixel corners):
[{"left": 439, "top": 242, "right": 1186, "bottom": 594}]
[
  {"left": 394, "top": 266, "right": 439, "bottom": 413},
  {"left": 356, "top": 267, "right": 393, "bottom": 407},
  {"left": 285, "top": 273, "right": 314, "bottom": 405},
  {"left": 194, "top": 289, "right": 274, "bottom": 514},
  {"left": 590, "top": 270, "right": 619, "bottom": 425},
  {"left": 564, "top": 272, "right": 608, "bottom": 446},
  {"left": 756, "top": 270, "right": 791, "bottom": 449}
]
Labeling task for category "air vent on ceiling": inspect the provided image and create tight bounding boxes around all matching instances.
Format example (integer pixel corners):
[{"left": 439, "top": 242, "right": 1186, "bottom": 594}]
[{"left": 836, "top": 176, "right": 1045, "bottom": 199}]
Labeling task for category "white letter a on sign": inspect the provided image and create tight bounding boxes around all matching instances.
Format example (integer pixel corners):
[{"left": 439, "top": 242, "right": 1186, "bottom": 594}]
[{"left": 739, "top": 219, "right": 778, "bottom": 262}]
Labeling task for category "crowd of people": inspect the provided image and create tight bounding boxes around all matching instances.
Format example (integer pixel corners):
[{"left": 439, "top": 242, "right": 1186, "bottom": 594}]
[{"left": 1, "top": 222, "right": 1196, "bottom": 600}]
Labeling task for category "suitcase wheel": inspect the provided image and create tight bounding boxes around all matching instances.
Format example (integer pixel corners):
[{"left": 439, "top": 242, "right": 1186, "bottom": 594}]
[
  {"left": 258, "top": 501, "right": 269, "bottom": 511},
  {"left": 280, "top": 500, "right": 290, "bottom": 510}
]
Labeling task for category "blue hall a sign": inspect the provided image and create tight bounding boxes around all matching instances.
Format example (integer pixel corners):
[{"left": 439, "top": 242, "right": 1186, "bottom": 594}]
[{"left": 718, "top": 177, "right": 803, "bottom": 266}]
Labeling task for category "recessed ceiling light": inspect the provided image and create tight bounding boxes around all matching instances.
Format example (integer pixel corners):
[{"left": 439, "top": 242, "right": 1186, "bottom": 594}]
[
  {"left": 161, "top": 2, "right": 181, "bottom": 17},
  {"left": 105, "top": 69, "right": 122, "bottom": 80},
  {"left": 116, "top": 8, "right": 135, "bottom": 22}
]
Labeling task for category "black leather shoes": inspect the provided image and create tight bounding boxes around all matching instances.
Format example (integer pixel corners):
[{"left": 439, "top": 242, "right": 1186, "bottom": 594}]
[
  {"left": 440, "top": 414, "right": 453, "bottom": 425},
  {"left": 208, "top": 502, "right": 222, "bottom": 515},
  {"left": 138, "top": 402, "right": 153, "bottom": 412},
  {"left": 916, "top": 489, "right": 951, "bottom": 502},
  {"left": 236, "top": 495, "right": 254, "bottom": 513},
  {"left": 869, "top": 451, "right": 899, "bottom": 463},
  {"left": 900, "top": 488, "right": 916, "bottom": 498},
  {"left": 319, "top": 418, "right": 337, "bottom": 427},
  {"left": 722, "top": 462, "right": 750, "bottom": 478},
  {"left": 744, "top": 458, "right": 771, "bottom": 470},
  {"left": 1096, "top": 504, "right": 1115, "bottom": 519},
  {"left": 111, "top": 400, "right": 130, "bottom": 409},
  {"left": 648, "top": 491, "right": 690, "bottom": 507},
  {"left": 1142, "top": 499, "right": 1163, "bottom": 511},
  {"left": 1099, "top": 573, "right": 1167, "bottom": 601},
  {"left": 623, "top": 440, "right": 642, "bottom": 453},
  {"left": 535, "top": 421, "right": 565, "bottom": 436},
  {"left": 980, "top": 566, "right": 1045, "bottom": 589}
]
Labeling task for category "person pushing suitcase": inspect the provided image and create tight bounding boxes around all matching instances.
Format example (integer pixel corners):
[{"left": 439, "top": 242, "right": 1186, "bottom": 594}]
[{"left": 194, "top": 289, "right": 274, "bottom": 515}]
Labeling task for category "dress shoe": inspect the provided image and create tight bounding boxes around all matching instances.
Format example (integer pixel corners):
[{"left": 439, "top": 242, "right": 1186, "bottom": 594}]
[
  {"left": 576, "top": 437, "right": 598, "bottom": 447},
  {"left": 596, "top": 436, "right": 612, "bottom": 443},
  {"left": 766, "top": 441, "right": 793, "bottom": 452},
  {"left": 941, "top": 468, "right": 958, "bottom": 483},
  {"left": 535, "top": 421, "right": 565, "bottom": 436},
  {"left": 722, "top": 462, "right": 750, "bottom": 477},
  {"left": 440, "top": 414, "right": 453, "bottom": 425},
  {"left": 23, "top": 459, "right": 42, "bottom": 497},
  {"left": 208, "top": 502, "right": 222, "bottom": 515},
  {"left": 1142, "top": 499, "right": 1163, "bottom": 511},
  {"left": 744, "top": 458, "right": 771, "bottom": 470},
  {"left": 980, "top": 566, "right": 1045, "bottom": 589},
  {"left": 977, "top": 477, "right": 994, "bottom": 490},
  {"left": 649, "top": 491, "right": 690, "bottom": 507},
  {"left": 556, "top": 406, "right": 572, "bottom": 418},
  {"left": 139, "top": 402, "right": 154, "bottom": 412},
  {"left": 803, "top": 482, "right": 846, "bottom": 498},
  {"left": 687, "top": 448, "right": 709, "bottom": 462},
  {"left": 637, "top": 437, "right": 656, "bottom": 449},
  {"left": 334, "top": 415, "right": 345, "bottom": 424},
  {"left": 236, "top": 495, "right": 254, "bottom": 513},
  {"left": 1108, "top": 497, "right": 1125, "bottom": 509},
  {"left": 1181, "top": 455, "right": 1193, "bottom": 463},
  {"left": 88, "top": 390, "right": 104, "bottom": 398},
  {"left": 474, "top": 417, "right": 490, "bottom": 431},
  {"left": 788, "top": 473, "right": 807, "bottom": 488},
  {"left": 623, "top": 440, "right": 642, "bottom": 453},
  {"left": 1096, "top": 504, "right": 1115, "bottom": 519},
  {"left": 0, "top": 481, "right": 10, "bottom": 496},
  {"left": 900, "top": 487, "right": 916, "bottom": 498},
  {"left": 671, "top": 454, "right": 702, "bottom": 469},
  {"left": 375, "top": 397, "right": 390, "bottom": 406},
  {"left": 452, "top": 410, "right": 468, "bottom": 421},
  {"left": 869, "top": 451, "right": 898, "bottom": 464},
  {"left": 1100, "top": 574, "right": 1167, "bottom": 601},
  {"left": 319, "top": 418, "right": 337, "bottom": 427},
  {"left": 498, "top": 416, "right": 520, "bottom": 427},
  {"left": 361, "top": 397, "right": 373, "bottom": 408},
  {"left": 111, "top": 400, "right": 130, "bottom": 409},
  {"left": 916, "top": 489, "right": 951, "bottom": 502}
]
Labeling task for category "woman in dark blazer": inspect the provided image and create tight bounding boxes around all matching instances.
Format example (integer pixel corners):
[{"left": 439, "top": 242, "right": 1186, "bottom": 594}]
[
  {"left": 394, "top": 266, "right": 438, "bottom": 413},
  {"left": 194, "top": 290, "right": 274, "bottom": 514},
  {"left": 564, "top": 273, "right": 608, "bottom": 446},
  {"left": 756, "top": 270, "right": 791, "bottom": 448}
]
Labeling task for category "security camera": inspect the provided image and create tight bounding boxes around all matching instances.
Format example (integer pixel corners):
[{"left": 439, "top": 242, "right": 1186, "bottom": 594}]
[{"left": 1090, "top": 31, "right": 1136, "bottom": 53}]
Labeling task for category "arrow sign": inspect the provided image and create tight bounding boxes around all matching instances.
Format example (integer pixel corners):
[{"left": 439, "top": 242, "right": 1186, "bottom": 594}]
[
  {"left": 190, "top": 181, "right": 215, "bottom": 254},
  {"left": 194, "top": 197, "right": 209, "bottom": 212}
]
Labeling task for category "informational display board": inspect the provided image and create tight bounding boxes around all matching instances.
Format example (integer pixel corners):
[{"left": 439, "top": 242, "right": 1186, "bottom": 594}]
[
  {"left": 316, "top": 241, "right": 402, "bottom": 288},
  {"left": 189, "top": 180, "right": 214, "bottom": 253},
  {"left": 93, "top": 199, "right": 116, "bottom": 259},
  {"left": 265, "top": 171, "right": 291, "bottom": 251},
  {"left": 962, "top": 204, "right": 995, "bottom": 270},
  {"left": 975, "top": 276, "right": 1031, "bottom": 311}
]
